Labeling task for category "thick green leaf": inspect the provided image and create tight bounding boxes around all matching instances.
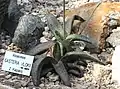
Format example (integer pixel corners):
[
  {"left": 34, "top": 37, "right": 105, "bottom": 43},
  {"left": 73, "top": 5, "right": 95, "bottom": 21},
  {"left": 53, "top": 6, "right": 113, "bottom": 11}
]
[
  {"left": 46, "top": 13, "right": 64, "bottom": 40},
  {"left": 62, "top": 40, "right": 73, "bottom": 52},
  {"left": 31, "top": 54, "right": 53, "bottom": 86},
  {"left": 68, "top": 69, "right": 84, "bottom": 78},
  {"left": 52, "top": 60, "right": 71, "bottom": 87},
  {"left": 61, "top": 51, "right": 105, "bottom": 65},
  {"left": 53, "top": 41, "right": 63, "bottom": 60},
  {"left": 65, "top": 34, "right": 92, "bottom": 44},
  {"left": 65, "top": 15, "right": 85, "bottom": 36},
  {"left": 32, "top": 53, "right": 71, "bottom": 86},
  {"left": 25, "top": 41, "right": 55, "bottom": 56}
]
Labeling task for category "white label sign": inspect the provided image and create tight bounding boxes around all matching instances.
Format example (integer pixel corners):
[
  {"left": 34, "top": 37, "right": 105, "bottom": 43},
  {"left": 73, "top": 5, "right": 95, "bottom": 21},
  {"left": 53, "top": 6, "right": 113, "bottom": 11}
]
[{"left": 2, "top": 51, "right": 34, "bottom": 76}]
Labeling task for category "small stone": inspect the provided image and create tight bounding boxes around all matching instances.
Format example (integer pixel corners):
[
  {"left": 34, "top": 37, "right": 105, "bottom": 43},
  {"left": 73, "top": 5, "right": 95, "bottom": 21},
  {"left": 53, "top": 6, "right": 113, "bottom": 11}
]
[
  {"left": 40, "top": 37, "right": 48, "bottom": 43},
  {"left": 31, "top": 12, "right": 38, "bottom": 15},
  {"left": 46, "top": 72, "right": 52, "bottom": 77},
  {"left": 5, "top": 35, "right": 11, "bottom": 40},
  {"left": 57, "top": 16, "right": 63, "bottom": 23},
  {"left": 42, "top": 31, "right": 49, "bottom": 38},
  {"left": 24, "top": 4, "right": 32, "bottom": 12},
  {"left": 39, "top": 84, "right": 44, "bottom": 88},
  {"left": 5, "top": 74, "right": 12, "bottom": 79},
  {"left": 49, "top": 74, "right": 59, "bottom": 82},
  {"left": 2, "top": 40, "right": 5, "bottom": 43},
  {"left": 21, "top": 80, "right": 29, "bottom": 87},
  {"left": 44, "top": 26, "right": 49, "bottom": 31},
  {"left": 5, "top": 39, "right": 11, "bottom": 45},
  {"left": 106, "top": 27, "right": 120, "bottom": 47},
  {"left": 1, "top": 43, "right": 7, "bottom": 49},
  {"left": 52, "top": 37, "right": 56, "bottom": 41},
  {"left": 54, "top": 81, "right": 60, "bottom": 85},
  {"left": 14, "top": 81, "right": 22, "bottom": 88},
  {"left": 17, "top": 0, "right": 22, "bottom": 4},
  {"left": 11, "top": 76, "right": 18, "bottom": 80},
  {"left": 22, "top": 0, "right": 29, "bottom": 3},
  {"left": 0, "top": 49, "right": 5, "bottom": 54},
  {"left": 0, "top": 73, "right": 5, "bottom": 77}
]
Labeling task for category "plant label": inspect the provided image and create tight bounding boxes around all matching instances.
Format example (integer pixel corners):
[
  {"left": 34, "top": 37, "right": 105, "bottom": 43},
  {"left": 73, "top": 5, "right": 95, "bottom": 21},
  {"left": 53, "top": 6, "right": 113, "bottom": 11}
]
[
  {"left": 112, "top": 45, "right": 120, "bottom": 85},
  {"left": 2, "top": 51, "right": 34, "bottom": 76}
]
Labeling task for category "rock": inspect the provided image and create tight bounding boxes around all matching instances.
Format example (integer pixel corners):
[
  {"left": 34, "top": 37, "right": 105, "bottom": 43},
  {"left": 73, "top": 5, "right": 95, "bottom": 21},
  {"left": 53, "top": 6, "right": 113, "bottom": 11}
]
[
  {"left": 8, "top": 0, "right": 24, "bottom": 22},
  {"left": 0, "top": 83, "right": 15, "bottom": 89},
  {"left": 5, "top": 74, "right": 12, "bottom": 79},
  {"left": 48, "top": 74, "right": 59, "bottom": 82},
  {"left": 106, "top": 27, "right": 120, "bottom": 47},
  {"left": 92, "top": 64, "right": 112, "bottom": 86},
  {"left": 3, "top": 80, "right": 14, "bottom": 86},
  {"left": 0, "top": 73, "right": 5, "bottom": 78},
  {"left": 98, "top": 52, "right": 112, "bottom": 62},
  {"left": 44, "top": 26, "right": 49, "bottom": 31},
  {"left": 40, "top": 37, "right": 48, "bottom": 43},
  {"left": 42, "top": 31, "right": 49, "bottom": 38},
  {"left": 12, "top": 14, "right": 45, "bottom": 51},
  {"left": 39, "top": 83, "right": 44, "bottom": 88},
  {"left": 57, "top": 17, "right": 63, "bottom": 23},
  {"left": 24, "top": 4, "right": 32, "bottom": 12},
  {"left": 0, "top": 49, "right": 5, "bottom": 54},
  {"left": 21, "top": 80, "right": 30, "bottom": 87},
  {"left": 46, "top": 72, "right": 52, "bottom": 78},
  {"left": 14, "top": 81, "right": 22, "bottom": 88},
  {"left": 22, "top": 0, "right": 29, "bottom": 3}
]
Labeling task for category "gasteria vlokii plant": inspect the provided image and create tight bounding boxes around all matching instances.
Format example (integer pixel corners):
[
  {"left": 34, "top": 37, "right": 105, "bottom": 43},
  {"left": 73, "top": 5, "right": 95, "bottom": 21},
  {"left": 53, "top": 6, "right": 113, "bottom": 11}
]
[{"left": 30, "top": 12, "right": 105, "bottom": 87}]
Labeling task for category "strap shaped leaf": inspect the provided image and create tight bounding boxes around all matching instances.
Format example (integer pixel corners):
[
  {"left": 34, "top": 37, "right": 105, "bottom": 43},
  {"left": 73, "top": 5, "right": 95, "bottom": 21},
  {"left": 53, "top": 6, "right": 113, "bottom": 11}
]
[
  {"left": 25, "top": 41, "right": 55, "bottom": 56},
  {"left": 52, "top": 60, "right": 71, "bottom": 86},
  {"left": 61, "top": 51, "right": 105, "bottom": 65},
  {"left": 65, "top": 15, "right": 85, "bottom": 36},
  {"left": 31, "top": 54, "right": 53, "bottom": 86},
  {"left": 46, "top": 13, "right": 64, "bottom": 40},
  {"left": 65, "top": 34, "right": 92, "bottom": 44},
  {"left": 53, "top": 41, "right": 63, "bottom": 61}
]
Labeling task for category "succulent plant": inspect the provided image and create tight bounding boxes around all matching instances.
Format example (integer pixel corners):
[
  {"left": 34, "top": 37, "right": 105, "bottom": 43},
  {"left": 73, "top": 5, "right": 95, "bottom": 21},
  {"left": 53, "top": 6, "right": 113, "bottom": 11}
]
[
  {"left": 30, "top": 13, "right": 105, "bottom": 87},
  {"left": 65, "top": 2, "right": 120, "bottom": 51}
]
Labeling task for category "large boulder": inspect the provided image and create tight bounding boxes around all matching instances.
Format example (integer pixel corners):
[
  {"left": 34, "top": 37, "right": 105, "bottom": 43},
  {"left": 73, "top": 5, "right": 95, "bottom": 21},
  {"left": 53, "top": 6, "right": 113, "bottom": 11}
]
[{"left": 12, "top": 14, "right": 45, "bottom": 51}]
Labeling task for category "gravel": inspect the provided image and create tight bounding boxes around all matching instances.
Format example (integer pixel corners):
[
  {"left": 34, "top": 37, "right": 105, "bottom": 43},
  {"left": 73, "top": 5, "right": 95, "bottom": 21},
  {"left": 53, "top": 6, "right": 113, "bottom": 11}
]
[{"left": 0, "top": 0, "right": 120, "bottom": 89}]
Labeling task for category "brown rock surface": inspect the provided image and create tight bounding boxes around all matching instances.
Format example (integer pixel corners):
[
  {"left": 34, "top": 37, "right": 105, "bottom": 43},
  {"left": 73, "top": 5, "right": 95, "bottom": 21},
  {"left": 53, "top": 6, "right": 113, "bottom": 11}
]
[{"left": 66, "top": 2, "right": 120, "bottom": 51}]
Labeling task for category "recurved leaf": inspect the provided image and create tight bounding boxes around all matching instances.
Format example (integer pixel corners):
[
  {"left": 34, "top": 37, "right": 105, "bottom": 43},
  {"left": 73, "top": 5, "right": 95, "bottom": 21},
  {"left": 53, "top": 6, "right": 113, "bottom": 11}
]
[
  {"left": 66, "top": 34, "right": 92, "bottom": 44},
  {"left": 31, "top": 54, "right": 53, "bottom": 86},
  {"left": 65, "top": 15, "right": 85, "bottom": 36},
  {"left": 25, "top": 41, "right": 55, "bottom": 56},
  {"left": 46, "top": 13, "right": 64, "bottom": 40}
]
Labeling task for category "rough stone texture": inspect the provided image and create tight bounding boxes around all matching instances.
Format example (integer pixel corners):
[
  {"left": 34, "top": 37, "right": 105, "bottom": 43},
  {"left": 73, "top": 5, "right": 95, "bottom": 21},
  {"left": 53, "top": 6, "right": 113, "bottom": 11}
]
[
  {"left": 0, "top": 0, "right": 120, "bottom": 89},
  {"left": 66, "top": 2, "right": 120, "bottom": 52},
  {"left": 12, "top": 14, "right": 45, "bottom": 51},
  {"left": 107, "top": 27, "right": 120, "bottom": 47},
  {"left": 0, "top": 0, "right": 10, "bottom": 32}
]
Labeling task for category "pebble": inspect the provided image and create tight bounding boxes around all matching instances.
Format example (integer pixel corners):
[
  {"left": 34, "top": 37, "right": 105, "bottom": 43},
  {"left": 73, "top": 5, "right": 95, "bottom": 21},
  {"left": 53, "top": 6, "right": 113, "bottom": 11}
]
[
  {"left": 42, "top": 31, "right": 49, "bottom": 37},
  {"left": 40, "top": 37, "right": 48, "bottom": 43},
  {"left": 57, "top": 16, "right": 63, "bottom": 23},
  {"left": 5, "top": 74, "right": 12, "bottom": 79},
  {"left": 0, "top": 0, "right": 119, "bottom": 89},
  {"left": 49, "top": 74, "right": 59, "bottom": 82},
  {"left": 0, "top": 49, "right": 5, "bottom": 54},
  {"left": 44, "top": 26, "right": 49, "bottom": 31},
  {"left": 0, "top": 73, "right": 5, "bottom": 77},
  {"left": 39, "top": 84, "right": 45, "bottom": 88}
]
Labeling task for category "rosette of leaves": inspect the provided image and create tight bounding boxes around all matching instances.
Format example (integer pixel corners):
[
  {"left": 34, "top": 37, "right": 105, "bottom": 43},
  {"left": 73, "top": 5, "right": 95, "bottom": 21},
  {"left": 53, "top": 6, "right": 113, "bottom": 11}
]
[{"left": 30, "top": 13, "right": 105, "bottom": 87}]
